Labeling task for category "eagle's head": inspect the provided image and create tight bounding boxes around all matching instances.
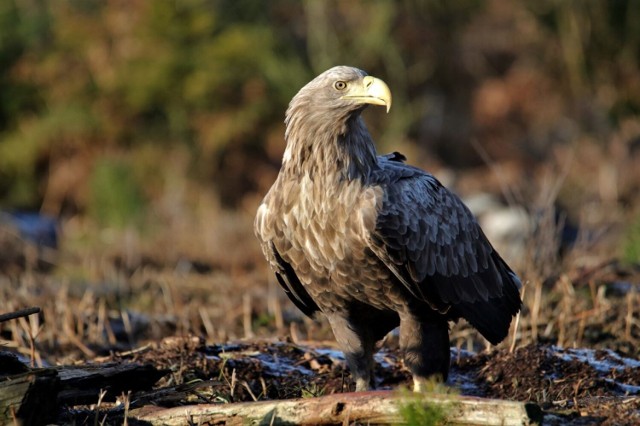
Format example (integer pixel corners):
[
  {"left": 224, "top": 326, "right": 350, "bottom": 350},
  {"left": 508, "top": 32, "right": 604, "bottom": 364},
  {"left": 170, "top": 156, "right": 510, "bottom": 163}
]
[
  {"left": 285, "top": 66, "right": 392, "bottom": 134},
  {"left": 282, "top": 66, "right": 392, "bottom": 178}
]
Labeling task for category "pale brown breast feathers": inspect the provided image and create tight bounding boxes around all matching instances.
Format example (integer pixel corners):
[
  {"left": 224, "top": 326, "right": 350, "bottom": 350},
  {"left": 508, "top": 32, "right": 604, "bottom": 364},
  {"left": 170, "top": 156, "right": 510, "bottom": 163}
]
[{"left": 257, "top": 176, "right": 389, "bottom": 302}]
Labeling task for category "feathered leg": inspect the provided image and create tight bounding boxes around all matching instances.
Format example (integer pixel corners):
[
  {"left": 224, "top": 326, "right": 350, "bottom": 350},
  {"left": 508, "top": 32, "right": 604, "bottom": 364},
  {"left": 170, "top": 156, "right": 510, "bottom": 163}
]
[
  {"left": 326, "top": 314, "right": 376, "bottom": 391},
  {"left": 399, "top": 314, "right": 450, "bottom": 391}
]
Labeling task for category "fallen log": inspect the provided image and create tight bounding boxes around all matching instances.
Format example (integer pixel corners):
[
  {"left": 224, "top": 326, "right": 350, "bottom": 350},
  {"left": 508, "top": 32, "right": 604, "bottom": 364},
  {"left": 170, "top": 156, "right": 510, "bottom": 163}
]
[
  {"left": 0, "top": 368, "right": 59, "bottom": 425},
  {"left": 130, "top": 390, "right": 542, "bottom": 425},
  {"left": 56, "top": 362, "right": 169, "bottom": 405},
  {"left": 1, "top": 350, "right": 168, "bottom": 423}
]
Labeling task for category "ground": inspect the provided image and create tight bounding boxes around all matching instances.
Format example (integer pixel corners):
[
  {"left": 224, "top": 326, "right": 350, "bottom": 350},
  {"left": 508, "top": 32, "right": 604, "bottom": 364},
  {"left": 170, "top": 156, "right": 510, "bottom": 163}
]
[
  {"left": 41, "top": 336, "right": 638, "bottom": 424},
  {"left": 0, "top": 204, "right": 639, "bottom": 424}
]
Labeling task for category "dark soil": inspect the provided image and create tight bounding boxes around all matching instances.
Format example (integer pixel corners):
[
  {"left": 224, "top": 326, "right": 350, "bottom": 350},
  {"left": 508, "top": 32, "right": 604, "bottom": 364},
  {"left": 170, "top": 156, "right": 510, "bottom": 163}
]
[
  {"left": 455, "top": 344, "right": 640, "bottom": 425},
  {"left": 51, "top": 337, "right": 638, "bottom": 425}
]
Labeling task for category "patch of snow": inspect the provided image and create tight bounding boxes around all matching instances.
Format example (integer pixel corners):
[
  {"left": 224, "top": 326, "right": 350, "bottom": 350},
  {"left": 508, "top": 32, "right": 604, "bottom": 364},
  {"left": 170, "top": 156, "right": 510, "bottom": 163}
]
[
  {"left": 313, "top": 347, "right": 400, "bottom": 369},
  {"left": 450, "top": 371, "right": 482, "bottom": 396},
  {"left": 450, "top": 347, "right": 476, "bottom": 359},
  {"left": 605, "top": 379, "right": 640, "bottom": 395},
  {"left": 608, "top": 281, "right": 637, "bottom": 296},
  {"left": 449, "top": 347, "right": 482, "bottom": 396},
  {"left": 256, "top": 354, "right": 314, "bottom": 377},
  {"left": 314, "top": 348, "right": 345, "bottom": 362},
  {"left": 552, "top": 346, "right": 640, "bottom": 373},
  {"left": 551, "top": 346, "right": 640, "bottom": 396}
]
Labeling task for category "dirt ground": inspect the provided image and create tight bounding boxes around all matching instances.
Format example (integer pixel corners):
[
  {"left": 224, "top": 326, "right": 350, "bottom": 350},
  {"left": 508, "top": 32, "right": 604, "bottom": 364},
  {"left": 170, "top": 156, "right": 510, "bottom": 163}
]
[
  {"left": 1, "top": 211, "right": 639, "bottom": 424},
  {"left": 36, "top": 335, "right": 634, "bottom": 425}
]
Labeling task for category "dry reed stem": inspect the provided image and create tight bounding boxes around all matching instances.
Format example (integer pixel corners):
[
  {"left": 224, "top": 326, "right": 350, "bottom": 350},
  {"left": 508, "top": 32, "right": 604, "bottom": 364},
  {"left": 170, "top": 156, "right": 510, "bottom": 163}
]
[
  {"left": 268, "top": 277, "right": 284, "bottom": 330},
  {"left": 241, "top": 381, "right": 259, "bottom": 401},
  {"left": 94, "top": 389, "right": 107, "bottom": 426},
  {"left": 122, "top": 391, "right": 131, "bottom": 426},
  {"left": 0, "top": 306, "right": 41, "bottom": 323},
  {"left": 243, "top": 293, "right": 253, "bottom": 339},
  {"left": 199, "top": 306, "right": 216, "bottom": 340},
  {"left": 625, "top": 290, "right": 635, "bottom": 341},
  {"left": 530, "top": 279, "right": 543, "bottom": 342},
  {"left": 121, "top": 310, "right": 134, "bottom": 347}
]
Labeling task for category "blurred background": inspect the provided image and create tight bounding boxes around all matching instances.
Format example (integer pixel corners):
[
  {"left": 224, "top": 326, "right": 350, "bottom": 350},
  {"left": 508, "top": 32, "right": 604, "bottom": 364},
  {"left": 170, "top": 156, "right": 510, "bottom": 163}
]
[{"left": 1, "top": 0, "right": 639, "bottom": 362}]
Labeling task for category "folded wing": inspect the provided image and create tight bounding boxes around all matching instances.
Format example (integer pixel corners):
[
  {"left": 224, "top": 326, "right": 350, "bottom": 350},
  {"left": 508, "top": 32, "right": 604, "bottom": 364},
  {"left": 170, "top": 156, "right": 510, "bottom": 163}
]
[{"left": 367, "top": 159, "right": 521, "bottom": 344}]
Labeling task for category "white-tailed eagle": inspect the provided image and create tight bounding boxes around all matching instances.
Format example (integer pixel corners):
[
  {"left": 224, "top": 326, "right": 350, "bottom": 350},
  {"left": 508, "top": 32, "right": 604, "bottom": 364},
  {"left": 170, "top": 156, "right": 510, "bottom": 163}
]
[{"left": 255, "top": 66, "right": 522, "bottom": 391}]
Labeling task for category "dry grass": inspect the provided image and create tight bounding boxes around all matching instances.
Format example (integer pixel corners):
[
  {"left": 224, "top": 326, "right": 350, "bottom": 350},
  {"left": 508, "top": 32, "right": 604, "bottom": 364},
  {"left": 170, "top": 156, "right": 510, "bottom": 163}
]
[{"left": 1, "top": 132, "right": 639, "bottom": 367}]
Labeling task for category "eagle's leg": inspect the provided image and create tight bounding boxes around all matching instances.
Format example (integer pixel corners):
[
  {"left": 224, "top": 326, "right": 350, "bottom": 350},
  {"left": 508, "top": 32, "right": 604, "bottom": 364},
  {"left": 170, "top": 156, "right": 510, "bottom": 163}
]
[
  {"left": 399, "top": 315, "right": 450, "bottom": 392},
  {"left": 326, "top": 314, "right": 376, "bottom": 391}
]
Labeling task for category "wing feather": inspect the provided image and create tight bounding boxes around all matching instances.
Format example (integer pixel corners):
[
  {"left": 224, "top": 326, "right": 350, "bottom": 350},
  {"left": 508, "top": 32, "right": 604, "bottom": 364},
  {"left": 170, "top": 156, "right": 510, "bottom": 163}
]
[
  {"left": 255, "top": 202, "right": 320, "bottom": 318},
  {"left": 367, "top": 157, "right": 521, "bottom": 337},
  {"left": 271, "top": 244, "right": 320, "bottom": 317}
]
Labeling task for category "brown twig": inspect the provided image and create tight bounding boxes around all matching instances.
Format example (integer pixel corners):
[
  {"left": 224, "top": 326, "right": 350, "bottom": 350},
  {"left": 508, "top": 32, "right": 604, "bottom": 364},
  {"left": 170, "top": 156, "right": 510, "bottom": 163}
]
[{"left": 0, "top": 307, "right": 41, "bottom": 324}]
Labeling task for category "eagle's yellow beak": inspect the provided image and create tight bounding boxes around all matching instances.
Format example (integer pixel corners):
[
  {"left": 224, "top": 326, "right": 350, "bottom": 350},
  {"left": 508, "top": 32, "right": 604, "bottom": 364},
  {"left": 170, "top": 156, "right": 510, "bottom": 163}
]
[{"left": 341, "top": 76, "right": 392, "bottom": 113}]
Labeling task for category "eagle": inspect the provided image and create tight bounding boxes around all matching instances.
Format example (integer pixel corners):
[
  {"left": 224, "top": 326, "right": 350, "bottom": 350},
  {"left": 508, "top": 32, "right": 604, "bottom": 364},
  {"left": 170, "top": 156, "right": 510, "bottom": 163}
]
[{"left": 255, "top": 66, "right": 522, "bottom": 392}]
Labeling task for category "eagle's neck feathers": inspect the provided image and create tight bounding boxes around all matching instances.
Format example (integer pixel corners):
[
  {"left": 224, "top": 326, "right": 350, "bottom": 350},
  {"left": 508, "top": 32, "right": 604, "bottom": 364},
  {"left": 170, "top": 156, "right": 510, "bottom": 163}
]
[{"left": 282, "top": 107, "right": 378, "bottom": 184}]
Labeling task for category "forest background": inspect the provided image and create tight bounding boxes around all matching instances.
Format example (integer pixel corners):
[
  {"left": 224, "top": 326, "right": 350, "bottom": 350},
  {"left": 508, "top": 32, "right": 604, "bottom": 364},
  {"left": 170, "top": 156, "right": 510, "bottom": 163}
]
[{"left": 0, "top": 0, "right": 639, "bottom": 358}]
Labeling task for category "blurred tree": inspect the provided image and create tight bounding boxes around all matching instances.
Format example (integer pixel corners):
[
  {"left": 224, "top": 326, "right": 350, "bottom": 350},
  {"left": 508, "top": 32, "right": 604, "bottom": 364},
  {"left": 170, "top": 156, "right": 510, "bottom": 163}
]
[
  {"left": 0, "top": 0, "right": 637, "bottom": 219},
  {"left": 89, "top": 157, "right": 146, "bottom": 229}
]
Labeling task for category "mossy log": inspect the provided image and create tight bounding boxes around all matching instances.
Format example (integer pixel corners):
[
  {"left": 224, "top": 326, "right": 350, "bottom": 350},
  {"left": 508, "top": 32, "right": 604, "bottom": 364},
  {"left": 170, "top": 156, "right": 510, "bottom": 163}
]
[{"left": 130, "top": 390, "right": 543, "bottom": 425}]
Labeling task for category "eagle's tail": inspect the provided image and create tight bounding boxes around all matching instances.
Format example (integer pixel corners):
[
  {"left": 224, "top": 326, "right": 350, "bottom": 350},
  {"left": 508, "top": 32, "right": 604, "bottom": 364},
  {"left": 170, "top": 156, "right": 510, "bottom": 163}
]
[{"left": 454, "top": 257, "right": 522, "bottom": 345}]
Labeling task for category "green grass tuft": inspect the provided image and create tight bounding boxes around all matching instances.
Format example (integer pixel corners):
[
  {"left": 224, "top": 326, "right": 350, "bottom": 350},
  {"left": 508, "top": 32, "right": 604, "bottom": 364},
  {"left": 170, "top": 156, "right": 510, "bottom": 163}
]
[
  {"left": 397, "top": 383, "right": 454, "bottom": 426},
  {"left": 398, "top": 398, "right": 447, "bottom": 426},
  {"left": 623, "top": 215, "right": 640, "bottom": 264}
]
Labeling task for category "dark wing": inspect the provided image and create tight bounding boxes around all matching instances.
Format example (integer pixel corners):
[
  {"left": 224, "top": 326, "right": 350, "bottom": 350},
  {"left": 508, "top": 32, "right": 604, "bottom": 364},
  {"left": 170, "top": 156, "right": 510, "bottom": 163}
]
[
  {"left": 255, "top": 200, "right": 320, "bottom": 318},
  {"left": 269, "top": 242, "right": 320, "bottom": 317},
  {"left": 368, "top": 158, "right": 521, "bottom": 344}
]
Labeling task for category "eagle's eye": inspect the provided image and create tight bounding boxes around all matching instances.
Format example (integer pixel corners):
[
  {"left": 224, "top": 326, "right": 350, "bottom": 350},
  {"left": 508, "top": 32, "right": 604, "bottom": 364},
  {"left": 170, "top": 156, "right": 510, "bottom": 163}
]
[{"left": 334, "top": 81, "right": 347, "bottom": 91}]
